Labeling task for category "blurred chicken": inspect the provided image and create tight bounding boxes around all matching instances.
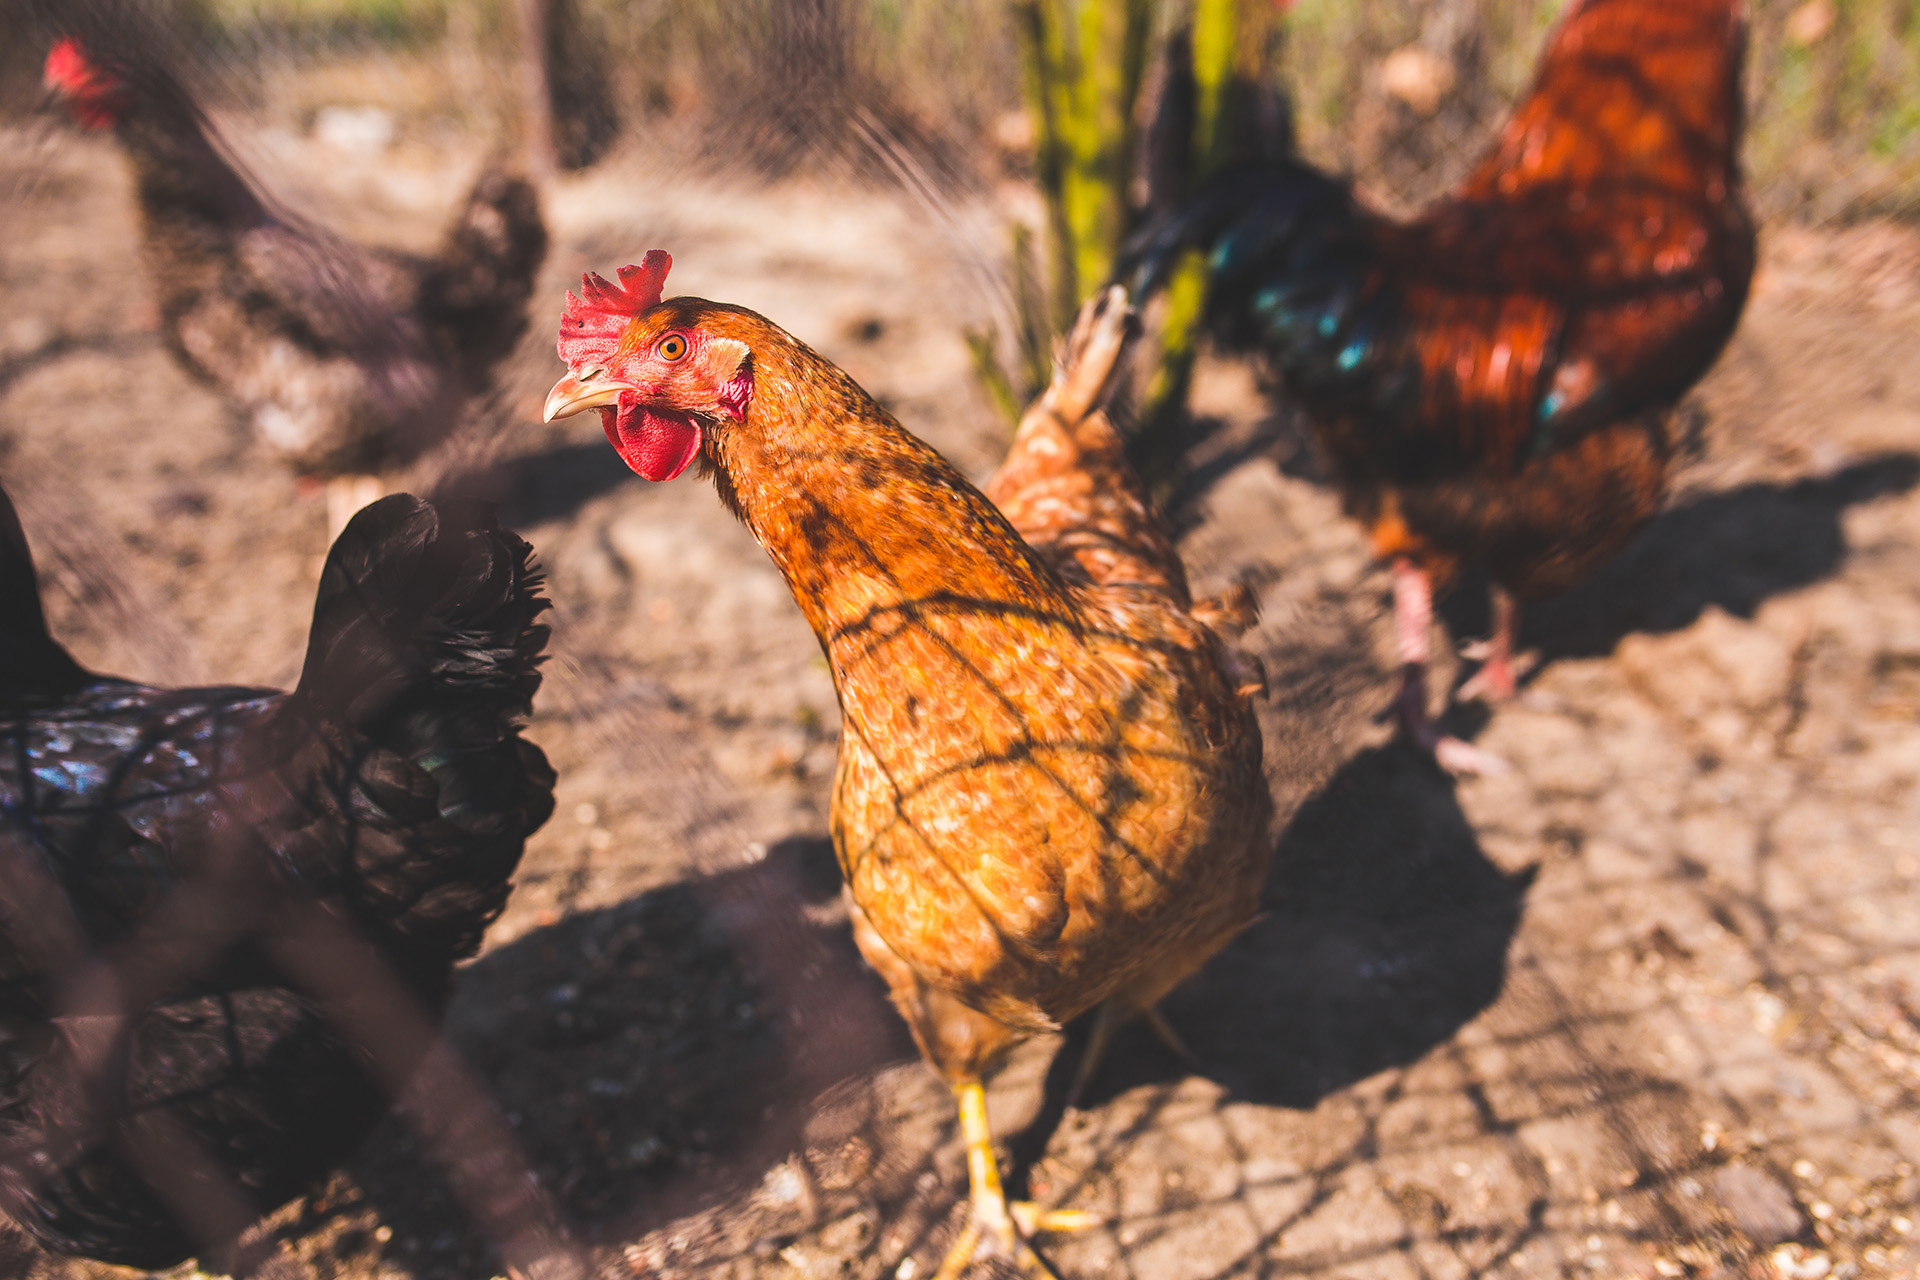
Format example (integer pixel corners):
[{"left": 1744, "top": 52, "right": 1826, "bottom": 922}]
[
  {"left": 42, "top": 30, "right": 549, "bottom": 536},
  {"left": 1121, "top": 0, "right": 1754, "bottom": 770},
  {"left": 0, "top": 485, "right": 553, "bottom": 1269},
  {"left": 542, "top": 255, "right": 1271, "bottom": 1278}
]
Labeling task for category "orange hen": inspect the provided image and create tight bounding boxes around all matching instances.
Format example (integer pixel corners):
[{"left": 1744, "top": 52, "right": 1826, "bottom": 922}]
[{"left": 543, "top": 262, "right": 1271, "bottom": 1278}]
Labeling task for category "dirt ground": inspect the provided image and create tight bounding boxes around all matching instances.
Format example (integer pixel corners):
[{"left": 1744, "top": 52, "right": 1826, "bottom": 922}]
[{"left": 3, "top": 103, "right": 1920, "bottom": 1280}]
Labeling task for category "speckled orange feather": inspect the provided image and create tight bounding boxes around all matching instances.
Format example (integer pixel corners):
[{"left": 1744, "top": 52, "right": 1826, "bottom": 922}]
[{"left": 611, "top": 296, "right": 1271, "bottom": 1080}]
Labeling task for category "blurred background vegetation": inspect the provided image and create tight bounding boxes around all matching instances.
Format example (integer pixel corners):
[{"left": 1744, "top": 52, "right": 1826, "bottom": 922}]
[
  {"left": 6, "top": 0, "right": 1908, "bottom": 219},
  {"left": 4, "top": 0, "right": 1917, "bottom": 418}
]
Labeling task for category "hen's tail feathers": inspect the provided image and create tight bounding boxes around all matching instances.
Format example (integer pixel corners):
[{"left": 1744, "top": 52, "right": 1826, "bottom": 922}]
[
  {"left": 285, "top": 494, "right": 554, "bottom": 962},
  {"left": 417, "top": 166, "right": 550, "bottom": 384},
  {"left": 987, "top": 290, "right": 1191, "bottom": 603},
  {"left": 0, "top": 485, "right": 89, "bottom": 698},
  {"left": 1031, "top": 284, "right": 1134, "bottom": 433}
]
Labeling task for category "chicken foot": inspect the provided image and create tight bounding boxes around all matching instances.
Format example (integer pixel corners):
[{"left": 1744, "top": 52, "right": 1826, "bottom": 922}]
[
  {"left": 1391, "top": 558, "right": 1509, "bottom": 775},
  {"left": 933, "top": 1080, "right": 1100, "bottom": 1280},
  {"left": 1456, "top": 582, "right": 1529, "bottom": 703}
]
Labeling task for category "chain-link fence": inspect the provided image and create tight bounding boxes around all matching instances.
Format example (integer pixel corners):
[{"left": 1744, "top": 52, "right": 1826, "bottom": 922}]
[{"left": 3, "top": 2, "right": 1919, "bottom": 1279}]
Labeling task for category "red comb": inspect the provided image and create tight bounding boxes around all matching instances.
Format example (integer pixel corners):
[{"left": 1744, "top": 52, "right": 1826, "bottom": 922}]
[
  {"left": 556, "top": 251, "right": 671, "bottom": 368},
  {"left": 44, "top": 37, "right": 129, "bottom": 129},
  {"left": 44, "top": 38, "right": 97, "bottom": 90}
]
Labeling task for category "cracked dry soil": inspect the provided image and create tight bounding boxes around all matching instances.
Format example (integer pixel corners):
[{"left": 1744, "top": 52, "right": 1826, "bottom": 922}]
[{"left": 2, "top": 119, "right": 1919, "bottom": 1280}]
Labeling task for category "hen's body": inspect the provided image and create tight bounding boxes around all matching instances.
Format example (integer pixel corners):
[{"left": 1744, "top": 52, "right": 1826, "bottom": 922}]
[
  {"left": 837, "top": 351, "right": 1265, "bottom": 1040},
  {"left": 46, "top": 34, "right": 548, "bottom": 515},
  {"left": 1124, "top": 0, "right": 1754, "bottom": 760},
  {"left": 682, "top": 298, "right": 1268, "bottom": 1058},
  {"left": 546, "top": 276, "right": 1269, "bottom": 1276},
  {"left": 0, "top": 488, "right": 553, "bottom": 1268}
]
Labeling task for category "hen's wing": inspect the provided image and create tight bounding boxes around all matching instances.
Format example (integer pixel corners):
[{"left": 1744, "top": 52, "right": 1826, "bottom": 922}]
[{"left": 231, "top": 221, "right": 448, "bottom": 422}]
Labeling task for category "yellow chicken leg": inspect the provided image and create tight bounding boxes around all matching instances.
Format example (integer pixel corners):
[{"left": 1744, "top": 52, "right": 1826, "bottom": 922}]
[{"left": 933, "top": 1080, "right": 1099, "bottom": 1280}]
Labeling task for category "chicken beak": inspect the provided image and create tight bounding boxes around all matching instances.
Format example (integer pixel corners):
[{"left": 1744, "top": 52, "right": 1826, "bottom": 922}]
[{"left": 543, "top": 370, "right": 636, "bottom": 422}]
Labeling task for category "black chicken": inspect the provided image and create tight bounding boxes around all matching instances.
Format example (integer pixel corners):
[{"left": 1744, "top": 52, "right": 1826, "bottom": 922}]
[
  {"left": 42, "top": 17, "right": 549, "bottom": 535},
  {"left": 1121, "top": 0, "right": 1755, "bottom": 771},
  {"left": 0, "top": 486, "right": 554, "bottom": 1269}
]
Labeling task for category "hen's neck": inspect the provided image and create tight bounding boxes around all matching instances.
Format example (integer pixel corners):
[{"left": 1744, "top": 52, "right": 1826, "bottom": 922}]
[
  {"left": 701, "top": 313, "right": 1069, "bottom": 653},
  {"left": 116, "top": 90, "right": 271, "bottom": 238}
]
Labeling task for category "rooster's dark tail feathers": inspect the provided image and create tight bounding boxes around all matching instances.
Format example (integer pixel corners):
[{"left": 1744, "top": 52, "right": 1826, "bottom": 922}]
[{"left": 1116, "top": 161, "right": 1347, "bottom": 298}]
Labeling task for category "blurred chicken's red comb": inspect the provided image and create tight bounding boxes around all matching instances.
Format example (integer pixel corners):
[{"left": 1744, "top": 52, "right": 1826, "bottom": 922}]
[
  {"left": 44, "top": 36, "right": 131, "bottom": 130},
  {"left": 45, "top": 36, "right": 90, "bottom": 82},
  {"left": 45, "top": 38, "right": 100, "bottom": 90},
  {"left": 557, "top": 251, "right": 671, "bottom": 368}
]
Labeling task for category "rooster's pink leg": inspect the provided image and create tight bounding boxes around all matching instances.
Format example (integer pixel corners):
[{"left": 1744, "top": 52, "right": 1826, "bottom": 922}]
[
  {"left": 1391, "top": 559, "right": 1508, "bottom": 775},
  {"left": 1458, "top": 583, "right": 1522, "bottom": 703}
]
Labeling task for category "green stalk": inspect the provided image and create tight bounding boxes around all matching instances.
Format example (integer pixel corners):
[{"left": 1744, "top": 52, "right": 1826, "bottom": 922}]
[
  {"left": 1132, "top": 0, "right": 1247, "bottom": 481},
  {"left": 986, "top": 0, "right": 1151, "bottom": 417}
]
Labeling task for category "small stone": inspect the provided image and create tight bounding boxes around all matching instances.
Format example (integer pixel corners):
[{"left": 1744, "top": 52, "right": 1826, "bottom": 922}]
[
  {"left": 1713, "top": 1165, "right": 1806, "bottom": 1244},
  {"left": 1772, "top": 1244, "right": 1832, "bottom": 1279}
]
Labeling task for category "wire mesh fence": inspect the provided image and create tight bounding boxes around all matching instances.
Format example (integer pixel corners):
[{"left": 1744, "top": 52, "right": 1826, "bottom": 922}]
[{"left": 1, "top": 1, "right": 1919, "bottom": 1279}]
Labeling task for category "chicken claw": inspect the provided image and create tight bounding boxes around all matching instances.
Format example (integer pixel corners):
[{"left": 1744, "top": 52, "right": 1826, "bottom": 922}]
[
  {"left": 933, "top": 1080, "right": 1099, "bottom": 1280},
  {"left": 1455, "top": 583, "right": 1531, "bottom": 704},
  {"left": 1391, "top": 559, "right": 1510, "bottom": 776}
]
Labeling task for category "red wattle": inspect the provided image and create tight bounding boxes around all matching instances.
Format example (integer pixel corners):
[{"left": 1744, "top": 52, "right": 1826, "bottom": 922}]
[{"left": 606, "top": 401, "right": 702, "bottom": 483}]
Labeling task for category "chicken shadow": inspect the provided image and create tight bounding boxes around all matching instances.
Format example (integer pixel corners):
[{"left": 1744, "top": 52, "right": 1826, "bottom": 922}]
[
  {"left": 317, "top": 837, "right": 913, "bottom": 1278},
  {"left": 1440, "top": 452, "right": 1920, "bottom": 667},
  {"left": 1011, "top": 742, "right": 1531, "bottom": 1177}
]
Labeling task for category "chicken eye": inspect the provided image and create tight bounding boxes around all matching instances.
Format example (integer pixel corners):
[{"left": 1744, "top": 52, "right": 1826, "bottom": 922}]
[{"left": 657, "top": 334, "right": 689, "bottom": 362}]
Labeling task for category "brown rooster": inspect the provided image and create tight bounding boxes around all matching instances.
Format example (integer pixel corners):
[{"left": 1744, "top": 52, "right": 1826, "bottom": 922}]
[
  {"left": 43, "top": 30, "right": 548, "bottom": 535},
  {"left": 1122, "top": 0, "right": 1755, "bottom": 771},
  {"left": 542, "top": 256, "right": 1271, "bottom": 1278}
]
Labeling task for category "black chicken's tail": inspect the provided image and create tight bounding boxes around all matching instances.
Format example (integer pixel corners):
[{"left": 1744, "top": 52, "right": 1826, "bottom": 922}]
[
  {"left": 417, "top": 165, "right": 550, "bottom": 384},
  {"left": 279, "top": 494, "right": 554, "bottom": 968},
  {"left": 0, "top": 485, "right": 90, "bottom": 699}
]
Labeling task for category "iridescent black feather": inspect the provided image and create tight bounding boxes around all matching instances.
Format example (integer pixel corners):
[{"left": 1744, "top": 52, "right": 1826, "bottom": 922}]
[{"left": 0, "top": 488, "right": 553, "bottom": 1268}]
